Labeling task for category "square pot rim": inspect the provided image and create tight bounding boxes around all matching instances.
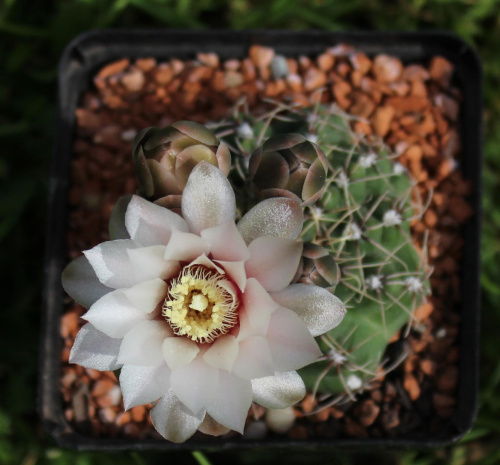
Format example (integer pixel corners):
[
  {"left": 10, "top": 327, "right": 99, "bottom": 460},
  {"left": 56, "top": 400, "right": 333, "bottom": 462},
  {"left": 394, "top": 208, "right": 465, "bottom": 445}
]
[{"left": 39, "top": 28, "right": 482, "bottom": 451}]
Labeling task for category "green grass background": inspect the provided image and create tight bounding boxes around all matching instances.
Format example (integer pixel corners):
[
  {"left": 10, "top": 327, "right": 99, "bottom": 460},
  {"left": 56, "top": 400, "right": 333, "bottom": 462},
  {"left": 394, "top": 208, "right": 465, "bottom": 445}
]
[{"left": 1, "top": 1, "right": 499, "bottom": 464}]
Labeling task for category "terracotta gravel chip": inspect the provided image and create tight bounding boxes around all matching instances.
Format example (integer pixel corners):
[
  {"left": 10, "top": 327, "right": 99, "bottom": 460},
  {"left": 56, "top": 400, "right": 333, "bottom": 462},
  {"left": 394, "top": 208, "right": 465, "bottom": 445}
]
[
  {"left": 429, "top": 56, "right": 454, "bottom": 87},
  {"left": 97, "top": 59, "right": 130, "bottom": 79},
  {"left": 304, "top": 67, "right": 327, "bottom": 91},
  {"left": 371, "top": 106, "right": 395, "bottom": 136},
  {"left": 372, "top": 54, "right": 403, "bottom": 83},
  {"left": 249, "top": 45, "right": 275, "bottom": 69}
]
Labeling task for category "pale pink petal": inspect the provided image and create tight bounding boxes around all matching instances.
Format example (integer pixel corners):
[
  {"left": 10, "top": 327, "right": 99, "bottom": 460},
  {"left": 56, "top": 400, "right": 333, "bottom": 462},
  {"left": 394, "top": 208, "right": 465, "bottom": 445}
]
[
  {"left": 151, "top": 389, "right": 205, "bottom": 443},
  {"left": 69, "top": 323, "right": 122, "bottom": 371},
  {"left": 237, "top": 278, "right": 278, "bottom": 340},
  {"left": 109, "top": 195, "right": 132, "bottom": 240},
  {"left": 84, "top": 239, "right": 141, "bottom": 289},
  {"left": 181, "top": 162, "right": 236, "bottom": 234},
  {"left": 170, "top": 355, "right": 219, "bottom": 415},
  {"left": 162, "top": 337, "right": 200, "bottom": 370},
  {"left": 232, "top": 336, "right": 274, "bottom": 380},
  {"left": 123, "top": 278, "right": 167, "bottom": 314},
  {"left": 245, "top": 237, "right": 303, "bottom": 292},
  {"left": 203, "top": 335, "right": 239, "bottom": 371},
  {"left": 62, "top": 255, "right": 112, "bottom": 309},
  {"left": 120, "top": 362, "right": 170, "bottom": 410},
  {"left": 251, "top": 371, "right": 306, "bottom": 409},
  {"left": 125, "top": 195, "right": 188, "bottom": 246},
  {"left": 201, "top": 221, "right": 249, "bottom": 261},
  {"left": 206, "top": 370, "right": 252, "bottom": 434},
  {"left": 82, "top": 290, "right": 151, "bottom": 338},
  {"left": 271, "top": 283, "right": 346, "bottom": 337},
  {"left": 235, "top": 307, "right": 255, "bottom": 341},
  {"left": 237, "top": 197, "right": 304, "bottom": 244},
  {"left": 117, "top": 320, "right": 171, "bottom": 366},
  {"left": 215, "top": 260, "right": 247, "bottom": 291},
  {"left": 266, "top": 307, "right": 322, "bottom": 372},
  {"left": 127, "top": 246, "right": 180, "bottom": 282},
  {"left": 187, "top": 253, "right": 225, "bottom": 274},
  {"left": 216, "top": 279, "right": 238, "bottom": 311},
  {"left": 164, "top": 229, "right": 210, "bottom": 262},
  {"left": 198, "top": 414, "right": 230, "bottom": 436}
]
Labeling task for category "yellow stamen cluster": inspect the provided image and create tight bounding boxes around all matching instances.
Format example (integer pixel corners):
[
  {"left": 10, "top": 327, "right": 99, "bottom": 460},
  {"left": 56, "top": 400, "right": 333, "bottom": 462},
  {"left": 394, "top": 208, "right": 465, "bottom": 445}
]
[{"left": 162, "top": 266, "right": 238, "bottom": 343}]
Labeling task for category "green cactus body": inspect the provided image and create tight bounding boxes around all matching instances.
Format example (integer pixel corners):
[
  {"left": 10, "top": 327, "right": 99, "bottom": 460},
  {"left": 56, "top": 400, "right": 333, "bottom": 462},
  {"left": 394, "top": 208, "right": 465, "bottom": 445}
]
[{"left": 217, "top": 102, "right": 431, "bottom": 402}]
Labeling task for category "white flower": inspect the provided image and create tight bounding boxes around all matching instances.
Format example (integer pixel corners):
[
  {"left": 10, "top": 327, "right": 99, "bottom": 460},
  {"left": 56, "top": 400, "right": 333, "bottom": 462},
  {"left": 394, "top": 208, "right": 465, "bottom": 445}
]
[
  {"left": 63, "top": 162, "right": 346, "bottom": 443},
  {"left": 382, "top": 209, "right": 402, "bottom": 227}
]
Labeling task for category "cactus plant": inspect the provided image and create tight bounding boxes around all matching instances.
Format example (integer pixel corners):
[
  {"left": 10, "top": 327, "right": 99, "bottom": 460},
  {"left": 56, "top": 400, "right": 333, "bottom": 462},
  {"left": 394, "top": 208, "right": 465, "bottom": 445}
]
[{"left": 213, "top": 101, "right": 432, "bottom": 407}]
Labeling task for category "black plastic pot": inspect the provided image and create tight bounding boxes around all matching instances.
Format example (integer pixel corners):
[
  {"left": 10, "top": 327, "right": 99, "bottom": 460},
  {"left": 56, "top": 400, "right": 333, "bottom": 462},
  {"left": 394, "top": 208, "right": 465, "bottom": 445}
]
[{"left": 39, "top": 30, "right": 482, "bottom": 451}]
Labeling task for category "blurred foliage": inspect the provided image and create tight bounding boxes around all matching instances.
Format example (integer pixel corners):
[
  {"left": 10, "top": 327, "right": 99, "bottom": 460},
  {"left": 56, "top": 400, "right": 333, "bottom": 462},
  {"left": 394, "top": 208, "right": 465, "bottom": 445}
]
[{"left": 0, "top": 0, "right": 499, "bottom": 464}]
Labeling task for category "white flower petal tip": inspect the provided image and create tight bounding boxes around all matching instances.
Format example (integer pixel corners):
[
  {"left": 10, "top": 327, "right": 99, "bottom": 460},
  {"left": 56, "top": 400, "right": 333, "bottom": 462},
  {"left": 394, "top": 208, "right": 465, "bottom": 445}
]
[
  {"left": 120, "top": 363, "right": 170, "bottom": 410},
  {"left": 163, "top": 229, "right": 210, "bottom": 262},
  {"left": 181, "top": 162, "right": 236, "bottom": 234},
  {"left": 246, "top": 237, "right": 303, "bottom": 292},
  {"left": 83, "top": 239, "right": 140, "bottom": 289},
  {"left": 201, "top": 221, "right": 249, "bottom": 261},
  {"left": 232, "top": 336, "right": 274, "bottom": 380},
  {"left": 151, "top": 390, "right": 205, "bottom": 443},
  {"left": 69, "top": 323, "right": 122, "bottom": 371},
  {"left": 240, "top": 278, "right": 278, "bottom": 338},
  {"left": 117, "top": 320, "right": 171, "bottom": 366},
  {"left": 206, "top": 371, "right": 253, "bottom": 434},
  {"left": 82, "top": 290, "right": 151, "bottom": 339},
  {"left": 127, "top": 246, "right": 180, "bottom": 282},
  {"left": 203, "top": 335, "right": 239, "bottom": 371},
  {"left": 266, "top": 307, "right": 322, "bottom": 372},
  {"left": 162, "top": 337, "right": 200, "bottom": 370},
  {"left": 62, "top": 255, "right": 111, "bottom": 309},
  {"left": 123, "top": 278, "right": 167, "bottom": 313},
  {"left": 170, "top": 356, "right": 219, "bottom": 415},
  {"left": 237, "top": 197, "right": 304, "bottom": 244},
  {"left": 125, "top": 195, "right": 188, "bottom": 246},
  {"left": 271, "top": 284, "right": 347, "bottom": 337},
  {"left": 251, "top": 371, "right": 306, "bottom": 409},
  {"left": 266, "top": 407, "right": 296, "bottom": 434}
]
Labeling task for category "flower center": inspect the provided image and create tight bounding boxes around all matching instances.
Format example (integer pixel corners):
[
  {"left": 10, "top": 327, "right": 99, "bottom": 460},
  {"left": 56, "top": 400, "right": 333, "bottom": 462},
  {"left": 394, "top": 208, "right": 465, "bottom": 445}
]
[{"left": 162, "top": 265, "right": 238, "bottom": 343}]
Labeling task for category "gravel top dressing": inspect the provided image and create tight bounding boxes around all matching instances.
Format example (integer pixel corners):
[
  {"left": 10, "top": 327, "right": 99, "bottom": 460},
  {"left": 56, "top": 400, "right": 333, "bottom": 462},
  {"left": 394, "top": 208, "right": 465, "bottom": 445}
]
[{"left": 58, "top": 41, "right": 472, "bottom": 444}]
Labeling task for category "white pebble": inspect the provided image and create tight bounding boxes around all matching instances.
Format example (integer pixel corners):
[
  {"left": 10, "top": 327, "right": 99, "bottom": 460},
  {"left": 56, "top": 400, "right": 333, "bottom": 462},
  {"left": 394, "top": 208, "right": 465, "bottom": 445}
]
[{"left": 265, "top": 407, "right": 296, "bottom": 434}]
